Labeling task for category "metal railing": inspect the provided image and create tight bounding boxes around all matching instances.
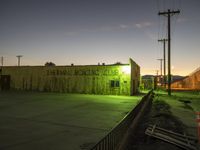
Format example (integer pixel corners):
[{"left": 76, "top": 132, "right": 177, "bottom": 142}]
[{"left": 90, "top": 90, "right": 153, "bottom": 150}]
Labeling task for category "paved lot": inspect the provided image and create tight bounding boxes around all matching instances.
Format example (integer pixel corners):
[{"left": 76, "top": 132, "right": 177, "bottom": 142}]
[{"left": 0, "top": 92, "right": 141, "bottom": 150}]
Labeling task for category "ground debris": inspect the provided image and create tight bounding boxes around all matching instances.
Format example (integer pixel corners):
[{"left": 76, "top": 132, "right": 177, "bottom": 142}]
[
  {"left": 145, "top": 124, "right": 198, "bottom": 150},
  {"left": 126, "top": 95, "right": 190, "bottom": 150}
]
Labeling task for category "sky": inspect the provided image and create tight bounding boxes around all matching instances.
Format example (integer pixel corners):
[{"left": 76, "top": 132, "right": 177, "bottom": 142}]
[{"left": 0, "top": 0, "right": 199, "bottom": 75}]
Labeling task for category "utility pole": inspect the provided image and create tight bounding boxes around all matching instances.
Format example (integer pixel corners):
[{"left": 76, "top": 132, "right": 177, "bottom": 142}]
[
  {"left": 157, "top": 58, "right": 163, "bottom": 86},
  {"left": 156, "top": 70, "right": 159, "bottom": 76},
  {"left": 155, "top": 69, "right": 159, "bottom": 90},
  {"left": 1, "top": 56, "right": 3, "bottom": 67},
  {"left": 16, "top": 55, "right": 23, "bottom": 66},
  {"left": 157, "top": 59, "right": 163, "bottom": 76},
  {"left": 158, "top": 9, "right": 180, "bottom": 96},
  {"left": 158, "top": 39, "right": 168, "bottom": 88}
]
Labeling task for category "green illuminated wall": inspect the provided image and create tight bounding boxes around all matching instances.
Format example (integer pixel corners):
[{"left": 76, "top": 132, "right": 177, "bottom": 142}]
[{"left": 1, "top": 58, "right": 140, "bottom": 95}]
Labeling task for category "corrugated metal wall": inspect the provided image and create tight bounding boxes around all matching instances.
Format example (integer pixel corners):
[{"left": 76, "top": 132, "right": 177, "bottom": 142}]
[{"left": 171, "top": 70, "right": 200, "bottom": 90}]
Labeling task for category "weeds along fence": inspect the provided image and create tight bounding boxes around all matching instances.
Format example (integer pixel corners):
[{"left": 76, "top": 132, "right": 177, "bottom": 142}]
[{"left": 90, "top": 90, "right": 153, "bottom": 150}]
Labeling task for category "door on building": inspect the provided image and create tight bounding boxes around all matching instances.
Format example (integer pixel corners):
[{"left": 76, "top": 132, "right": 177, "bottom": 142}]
[{"left": 1, "top": 75, "right": 11, "bottom": 90}]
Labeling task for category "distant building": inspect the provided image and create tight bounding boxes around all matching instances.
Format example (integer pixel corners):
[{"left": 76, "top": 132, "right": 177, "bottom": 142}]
[
  {"left": 141, "top": 75, "right": 155, "bottom": 90},
  {"left": 171, "top": 67, "right": 200, "bottom": 90},
  {"left": 0, "top": 58, "right": 140, "bottom": 95}
]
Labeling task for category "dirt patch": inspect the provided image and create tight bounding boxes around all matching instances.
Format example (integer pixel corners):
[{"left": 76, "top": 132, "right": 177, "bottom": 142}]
[
  {"left": 149, "top": 100, "right": 186, "bottom": 134},
  {"left": 126, "top": 96, "right": 187, "bottom": 150}
]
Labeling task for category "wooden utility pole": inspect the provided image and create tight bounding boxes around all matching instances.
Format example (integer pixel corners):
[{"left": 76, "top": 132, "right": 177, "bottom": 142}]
[
  {"left": 158, "top": 39, "right": 168, "bottom": 88},
  {"left": 158, "top": 9, "right": 180, "bottom": 96},
  {"left": 156, "top": 70, "right": 159, "bottom": 76},
  {"left": 157, "top": 58, "right": 163, "bottom": 86},
  {"left": 157, "top": 59, "right": 163, "bottom": 76},
  {"left": 1, "top": 56, "right": 3, "bottom": 67},
  {"left": 155, "top": 70, "right": 159, "bottom": 90},
  {"left": 16, "top": 55, "right": 23, "bottom": 66}
]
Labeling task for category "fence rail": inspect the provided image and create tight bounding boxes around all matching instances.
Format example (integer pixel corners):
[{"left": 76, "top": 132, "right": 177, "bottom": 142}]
[{"left": 90, "top": 90, "right": 153, "bottom": 150}]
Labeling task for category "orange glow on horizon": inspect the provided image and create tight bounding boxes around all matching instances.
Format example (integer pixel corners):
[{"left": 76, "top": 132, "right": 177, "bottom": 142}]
[{"left": 141, "top": 68, "right": 196, "bottom": 76}]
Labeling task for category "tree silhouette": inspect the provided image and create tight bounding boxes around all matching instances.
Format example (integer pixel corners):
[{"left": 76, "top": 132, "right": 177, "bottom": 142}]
[{"left": 45, "top": 62, "right": 56, "bottom": 66}]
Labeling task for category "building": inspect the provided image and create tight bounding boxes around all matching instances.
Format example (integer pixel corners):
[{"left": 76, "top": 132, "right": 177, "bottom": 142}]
[
  {"left": 141, "top": 75, "right": 155, "bottom": 90},
  {"left": 171, "top": 67, "right": 200, "bottom": 90},
  {"left": 0, "top": 58, "right": 140, "bottom": 95}
]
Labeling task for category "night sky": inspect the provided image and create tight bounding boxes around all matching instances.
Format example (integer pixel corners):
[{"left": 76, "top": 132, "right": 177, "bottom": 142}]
[{"left": 0, "top": 0, "right": 199, "bottom": 75}]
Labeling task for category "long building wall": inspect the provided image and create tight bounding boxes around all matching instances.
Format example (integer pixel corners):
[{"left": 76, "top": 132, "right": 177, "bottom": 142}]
[
  {"left": 171, "top": 70, "right": 200, "bottom": 90},
  {"left": 1, "top": 58, "right": 140, "bottom": 95}
]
